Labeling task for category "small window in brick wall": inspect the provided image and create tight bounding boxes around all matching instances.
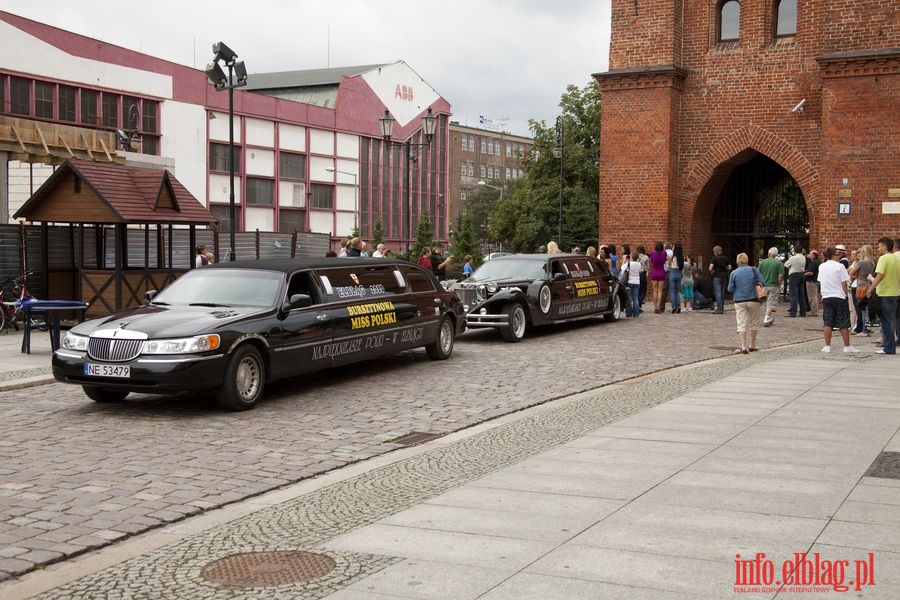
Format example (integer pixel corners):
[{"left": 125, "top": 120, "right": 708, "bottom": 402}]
[
  {"left": 718, "top": 0, "right": 741, "bottom": 43},
  {"left": 775, "top": 0, "right": 797, "bottom": 37}
]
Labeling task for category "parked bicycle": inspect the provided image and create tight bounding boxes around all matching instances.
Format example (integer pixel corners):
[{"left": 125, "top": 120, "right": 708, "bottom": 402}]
[{"left": 0, "top": 271, "right": 48, "bottom": 333}]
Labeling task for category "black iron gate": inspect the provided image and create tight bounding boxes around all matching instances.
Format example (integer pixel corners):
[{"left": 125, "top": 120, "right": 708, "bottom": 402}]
[{"left": 711, "top": 154, "right": 809, "bottom": 261}]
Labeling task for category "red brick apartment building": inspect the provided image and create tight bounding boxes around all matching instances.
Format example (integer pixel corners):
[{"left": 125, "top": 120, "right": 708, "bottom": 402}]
[{"left": 595, "top": 0, "right": 899, "bottom": 258}]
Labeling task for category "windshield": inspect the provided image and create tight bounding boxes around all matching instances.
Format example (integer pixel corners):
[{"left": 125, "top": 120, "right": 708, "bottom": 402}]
[
  {"left": 469, "top": 259, "right": 546, "bottom": 282},
  {"left": 152, "top": 269, "right": 282, "bottom": 308}
]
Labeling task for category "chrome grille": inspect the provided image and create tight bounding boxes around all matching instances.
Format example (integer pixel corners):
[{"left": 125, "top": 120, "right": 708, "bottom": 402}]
[
  {"left": 88, "top": 338, "right": 143, "bottom": 362},
  {"left": 454, "top": 287, "right": 477, "bottom": 307}
]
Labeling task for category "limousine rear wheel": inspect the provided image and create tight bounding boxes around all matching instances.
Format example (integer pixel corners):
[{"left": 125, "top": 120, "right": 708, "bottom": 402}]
[
  {"left": 217, "top": 345, "right": 265, "bottom": 411},
  {"left": 500, "top": 303, "right": 527, "bottom": 343},
  {"left": 426, "top": 316, "right": 455, "bottom": 360},
  {"left": 83, "top": 386, "right": 129, "bottom": 403}
]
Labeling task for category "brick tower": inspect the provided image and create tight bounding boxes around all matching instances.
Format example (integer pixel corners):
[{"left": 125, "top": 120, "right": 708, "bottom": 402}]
[{"left": 595, "top": 0, "right": 900, "bottom": 258}]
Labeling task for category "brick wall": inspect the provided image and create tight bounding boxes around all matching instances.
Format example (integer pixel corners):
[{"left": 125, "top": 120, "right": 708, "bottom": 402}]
[{"left": 598, "top": 0, "right": 900, "bottom": 255}]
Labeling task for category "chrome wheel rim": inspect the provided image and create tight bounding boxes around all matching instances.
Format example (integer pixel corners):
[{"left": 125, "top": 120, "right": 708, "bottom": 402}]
[
  {"left": 439, "top": 320, "right": 453, "bottom": 354},
  {"left": 613, "top": 295, "right": 621, "bottom": 319},
  {"left": 513, "top": 306, "right": 526, "bottom": 338},
  {"left": 539, "top": 286, "right": 551, "bottom": 314},
  {"left": 235, "top": 355, "right": 261, "bottom": 401}
]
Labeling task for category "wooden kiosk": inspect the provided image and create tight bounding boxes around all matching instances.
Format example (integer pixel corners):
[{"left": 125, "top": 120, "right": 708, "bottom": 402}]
[{"left": 14, "top": 159, "right": 217, "bottom": 318}]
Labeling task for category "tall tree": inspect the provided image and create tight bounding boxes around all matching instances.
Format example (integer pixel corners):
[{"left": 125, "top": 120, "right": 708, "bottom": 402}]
[
  {"left": 489, "top": 81, "right": 601, "bottom": 252},
  {"left": 451, "top": 213, "right": 482, "bottom": 265},
  {"left": 371, "top": 220, "right": 385, "bottom": 248},
  {"left": 411, "top": 218, "right": 435, "bottom": 261}
]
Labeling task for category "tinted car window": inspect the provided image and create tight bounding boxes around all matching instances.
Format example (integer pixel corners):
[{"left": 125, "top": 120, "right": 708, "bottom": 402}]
[
  {"left": 286, "top": 271, "right": 319, "bottom": 303},
  {"left": 402, "top": 266, "right": 436, "bottom": 293},
  {"left": 153, "top": 269, "right": 282, "bottom": 308},
  {"left": 563, "top": 258, "right": 594, "bottom": 279},
  {"left": 470, "top": 259, "right": 546, "bottom": 282},
  {"left": 319, "top": 266, "right": 405, "bottom": 301}
]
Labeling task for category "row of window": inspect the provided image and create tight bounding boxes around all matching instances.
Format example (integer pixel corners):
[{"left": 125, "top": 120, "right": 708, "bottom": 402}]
[
  {"left": 209, "top": 143, "right": 308, "bottom": 180},
  {"left": 459, "top": 162, "right": 524, "bottom": 180},
  {"left": 208, "top": 205, "right": 306, "bottom": 235},
  {"left": 458, "top": 134, "right": 527, "bottom": 158},
  {"left": 0, "top": 73, "right": 160, "bottom": 154},
  {"left": 718, "top": 0, "right": 797, "bottom": 43}
]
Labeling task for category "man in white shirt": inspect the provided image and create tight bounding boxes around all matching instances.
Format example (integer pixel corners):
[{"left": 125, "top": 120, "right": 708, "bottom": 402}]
[
  {"left": 817, "top": 247, "right": 857, "bottom": 354},
  {"left": 372, "top": 243, "right": 386, "bottom": 258}
]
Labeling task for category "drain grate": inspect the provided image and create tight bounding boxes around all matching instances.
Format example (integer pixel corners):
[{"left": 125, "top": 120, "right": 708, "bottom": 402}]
[
  {"left": 864, "top": 452, "right": 900, "bottom": 480},
  {"left": 200, "top": 551, "right": 335, "bottom": 587},
  {"left": 387, "top": 431, "right": 445, "bottom": 446}
]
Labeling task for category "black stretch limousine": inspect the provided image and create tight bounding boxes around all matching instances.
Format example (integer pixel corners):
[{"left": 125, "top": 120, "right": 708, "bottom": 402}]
[{"left": 53, "top": 258, "right": 465, "bottom": 410}]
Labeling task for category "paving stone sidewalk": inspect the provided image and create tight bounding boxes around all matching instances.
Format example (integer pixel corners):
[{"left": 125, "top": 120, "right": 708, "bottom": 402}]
[{"left": 3, "top": 341, "right": 896, "bottom": 599}]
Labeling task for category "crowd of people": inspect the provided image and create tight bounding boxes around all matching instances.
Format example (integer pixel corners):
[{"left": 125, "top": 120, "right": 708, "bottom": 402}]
[{"left": 543, "top": 237, "right": 900, "bottom": 356}]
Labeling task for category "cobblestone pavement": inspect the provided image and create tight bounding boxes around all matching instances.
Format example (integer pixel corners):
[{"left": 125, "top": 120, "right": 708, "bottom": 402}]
[
  {"left": 0, "top": 308, "right": 823, "bottom": 581},
  {"left": 23, "top": 339, "right": 842, "bottom": 599}
]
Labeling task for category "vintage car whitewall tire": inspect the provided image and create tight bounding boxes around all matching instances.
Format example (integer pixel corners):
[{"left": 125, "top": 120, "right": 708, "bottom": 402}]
[
  {"left": 500, "top": 303, "right": 527, "bottom": 342},
  {"left": 217, "top": 345, "right": 266, "bottom": 411},
  {"left": 83, "top": 386, "right": 129, "bottom": 403},
  {"left": 426, "top": 316, "right": 455, "bottom": 360}
]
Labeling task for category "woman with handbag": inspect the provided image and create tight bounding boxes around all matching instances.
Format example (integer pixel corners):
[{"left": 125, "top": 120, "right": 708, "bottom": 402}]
[
  {"left": 726, "top": 253, "right": 766, "bottom": 354},
  {"left": 849, "top": 245, "right": 875, "bottom": 336}
]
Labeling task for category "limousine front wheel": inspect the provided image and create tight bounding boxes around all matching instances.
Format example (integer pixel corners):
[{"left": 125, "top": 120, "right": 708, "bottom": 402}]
[
  {"left": 500, "top": 303, "right": 527, "bottom": 343},
  {"left": 217, "top": 345, "right": 265, "bottom": 411},
  {"left": 426, "top": 316, "right": 455, "bottom": 360}
]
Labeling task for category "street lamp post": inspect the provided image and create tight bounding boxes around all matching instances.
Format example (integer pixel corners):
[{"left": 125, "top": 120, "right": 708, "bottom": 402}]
[
  {"left": 326, "top": 167, "right": 359, "bottom": 233},
  {"left": 205, "top": 42, "right": 247, "bottom": 262},
  {"left": 379, "top": 108, "right": 438, "bottom": 259},
  {"left": 477, "top": 179, "right": 505, "bottom": 199},
  {"left": 553, "top": 116, "right": 564, "bottom": 247}
]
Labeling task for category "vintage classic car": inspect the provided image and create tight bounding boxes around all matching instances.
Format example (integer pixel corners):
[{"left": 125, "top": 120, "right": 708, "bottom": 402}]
[
  {"left": 53, "top": 258, "right": 465, "bottom": 410},
  {"left": 449, "top": 253, "right": 626, "bottom": 342}
]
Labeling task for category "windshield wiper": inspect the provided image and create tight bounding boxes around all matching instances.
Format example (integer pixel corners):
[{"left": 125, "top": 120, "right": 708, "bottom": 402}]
[{"left": 188, "top": 302, "right": 231, "bottom": 307}]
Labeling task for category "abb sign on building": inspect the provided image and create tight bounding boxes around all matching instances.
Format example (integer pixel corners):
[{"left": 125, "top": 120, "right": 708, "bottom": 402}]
[{"left": 595, "top": 0, "right": 899, "bottom": 257}]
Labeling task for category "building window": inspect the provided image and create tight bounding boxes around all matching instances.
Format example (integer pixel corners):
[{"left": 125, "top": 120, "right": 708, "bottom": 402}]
[
  {"left": 460, "top": 136, "right": 467, "bottom": 150},
  {"left": 279, "top": 152, "right": 306, "bottom": 180},
  {"left": 310, "top": 184, "right": 334, "bottom": 209},
  {"left": 487, "top": 166, "right": 494, "bottom": 179},
  {"left": 468, "top": 163, "right": 474, "bottom": 177},
  {"left": 460, "top": 189, "right": 467, "bottom": 201},
  {"left": 718, "top": 1, "right": 740, "bottom": 42},
  {"left": 487, "top": 140, "right": 493, "bottom": 154},
  {"left": 10, "top": 77, "right": 30, "bottom": 115},
  {"left": 468, "top": 137, "right": 474, "bottom": 151},
  {"left": 209, "top": 143, "right": 241, "bottom": 172},
  {"left": 279, "top": 208, "right": 306, "bottom": 232},
  {"left": 59, "top": 86, "right": 76, "bottom": 122},
  {"left": 101, "top": 94, "right": 118, "bottom": 128},
  {"left": 81, "top": 90, "right": 98, "bottom": 125},
  {"left": 479, "top": 164, "right": 486, "bottom": 178},
  {"left": 141, "top": 100, "right": 158, "bottom": 133},
  {"left": 246, "top": 178, "right": 274, "bottom": 205},
  {"left": 506, "top": 144, "right": 512, "bottom": 157},
  {"left": 209, "top": 205, "right": 234, "bottom": 233},
  {"left": 460, "top": 162, "right": 467, "bottom": 176},
  {"left": 122, "top": 96, "right": 139, "bottom": 129},
  {"left": 775, "top": 0, "right": 797, "bottom": 37},
  {"left": 506, "top": 167, "right": 511, "bottom": 179},
  {"left": 480, "top": 139, "right": 486, "bottom": 153},
  {"left": 34, "top": 82, "right": 54, "bottom": 119}
]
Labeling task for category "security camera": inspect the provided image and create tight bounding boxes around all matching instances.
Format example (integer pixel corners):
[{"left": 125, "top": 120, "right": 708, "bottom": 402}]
[{"left": 791, "top": 99, "right": 806, "bottom": 114}]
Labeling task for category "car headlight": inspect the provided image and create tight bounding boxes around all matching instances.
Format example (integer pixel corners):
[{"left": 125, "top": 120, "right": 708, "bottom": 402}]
[
  {"left": 142, "top": 334, "right": 221, "bottom": 355},
  {"left": 486, "top": 284, "right": 498, "bottom": 294},
  {"left": 61, "top": 332, "right": 89, "bottom": 351}
]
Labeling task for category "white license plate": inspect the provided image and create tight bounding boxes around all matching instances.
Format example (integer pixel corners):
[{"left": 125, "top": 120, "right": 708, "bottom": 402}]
[{"left": 84, "top": 363, "right": 131, "bottom": 378}]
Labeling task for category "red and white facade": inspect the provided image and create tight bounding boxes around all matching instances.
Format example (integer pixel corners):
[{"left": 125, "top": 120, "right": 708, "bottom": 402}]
[{"left": 0, "top": 11, "right": 452, "bottom": 250}]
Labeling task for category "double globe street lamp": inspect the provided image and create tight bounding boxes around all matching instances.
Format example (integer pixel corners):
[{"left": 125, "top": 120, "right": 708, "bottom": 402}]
[
  {"left": 205, "top": 42, "right": 247, "bottom": 262},
  {"left": 379, "top": 108, "right": 438, "bottom": 259}
]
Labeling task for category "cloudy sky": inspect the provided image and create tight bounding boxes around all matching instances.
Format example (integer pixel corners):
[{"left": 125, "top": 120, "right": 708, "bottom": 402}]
[{"left": 5, "top": 0, "right": 612, "bottom": 137}]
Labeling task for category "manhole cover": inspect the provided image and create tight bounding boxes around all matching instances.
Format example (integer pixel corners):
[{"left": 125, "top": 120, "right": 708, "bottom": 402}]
[
  {"left": 201, "top": 551, "right": 335, "bottom": 587},
  {"left": 387, "top": 431, "right": 445, "bottom": 446},
  {"left": 864, "top": 452, "right": 900, "bottom": 480}
]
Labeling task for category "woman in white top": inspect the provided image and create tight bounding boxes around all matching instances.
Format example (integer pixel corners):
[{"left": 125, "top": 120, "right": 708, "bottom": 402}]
[{"left": 622, "top": 249, "right": 643, "bottom": 318}]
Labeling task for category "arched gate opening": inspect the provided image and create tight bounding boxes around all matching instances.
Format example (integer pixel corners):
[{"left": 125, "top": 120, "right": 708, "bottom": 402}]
[{"left": 710, "top": 153, "right": 809, "bottom": 261}]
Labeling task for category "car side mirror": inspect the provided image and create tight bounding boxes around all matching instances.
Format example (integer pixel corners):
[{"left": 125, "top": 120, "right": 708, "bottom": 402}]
[
  {"left": 552, "top": 272, "right": 566, "bottom": 281},
  {"left": 145, "top": 290, "right": 157, "bottom": 303},
  {"left": 283, "top": 293, "right": 312, "bottom": 312}
]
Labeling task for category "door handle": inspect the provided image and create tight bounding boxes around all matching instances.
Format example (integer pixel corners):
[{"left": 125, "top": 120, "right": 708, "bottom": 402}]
[{"left": 316, "top": 314, "right": 329, "bottom": 321}]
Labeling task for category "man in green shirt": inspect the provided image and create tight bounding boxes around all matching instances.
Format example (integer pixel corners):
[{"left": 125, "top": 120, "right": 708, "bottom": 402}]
[
  {"left": 868, "top": 237, "right": 899, "bottom": 354},
  {"left": 758, "top": 247, "right": 784, "bottom": 327}
]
